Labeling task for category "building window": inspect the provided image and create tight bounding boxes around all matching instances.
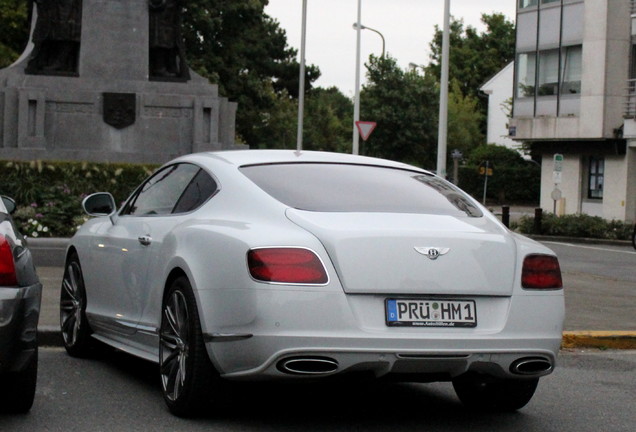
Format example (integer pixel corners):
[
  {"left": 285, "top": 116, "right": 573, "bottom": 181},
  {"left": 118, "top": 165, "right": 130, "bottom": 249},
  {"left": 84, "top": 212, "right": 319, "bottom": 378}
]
[
  {"left": 520, "top": 0, "right": 538, "bottom": 8},
  {"left": 541, "top": 0, "right": 560, "bottom": 4},
  {"left": 588, "top": 157, "right": 604, "bottom": 199},
  {"left": 516, "top": 52, "right": 537, "bottom": 98},
  {"left": 561, "top": 45, "right": 582, "bottom": 94},
  {"left": 538, "top": 50, "right": 559, "bottom": 96}
]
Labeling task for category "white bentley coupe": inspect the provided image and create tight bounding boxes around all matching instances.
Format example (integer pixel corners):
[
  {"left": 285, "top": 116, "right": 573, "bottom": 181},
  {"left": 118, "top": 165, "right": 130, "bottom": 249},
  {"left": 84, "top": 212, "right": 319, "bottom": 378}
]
[{"left": 60, "top": 150, "right": 564, "bottom": 416}]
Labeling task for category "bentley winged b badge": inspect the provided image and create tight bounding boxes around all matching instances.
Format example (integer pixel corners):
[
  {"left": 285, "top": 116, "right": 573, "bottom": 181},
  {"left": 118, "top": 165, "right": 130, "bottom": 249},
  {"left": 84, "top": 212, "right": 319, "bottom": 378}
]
[{"left": 414, "top": 246, "right": 450, "bottom": 260}]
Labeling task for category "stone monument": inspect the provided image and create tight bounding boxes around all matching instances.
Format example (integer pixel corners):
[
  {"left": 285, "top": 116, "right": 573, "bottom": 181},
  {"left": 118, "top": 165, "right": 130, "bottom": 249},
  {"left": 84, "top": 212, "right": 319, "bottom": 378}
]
[{"left": 0, "top": 0, "right": 240, "bottom": 164}]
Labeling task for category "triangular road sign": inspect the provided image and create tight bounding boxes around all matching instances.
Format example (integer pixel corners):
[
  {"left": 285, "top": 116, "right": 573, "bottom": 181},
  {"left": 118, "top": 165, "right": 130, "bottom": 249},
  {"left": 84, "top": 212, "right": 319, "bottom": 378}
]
[{"left": 355, "top": 121, "right": 377, "bottom": 141}]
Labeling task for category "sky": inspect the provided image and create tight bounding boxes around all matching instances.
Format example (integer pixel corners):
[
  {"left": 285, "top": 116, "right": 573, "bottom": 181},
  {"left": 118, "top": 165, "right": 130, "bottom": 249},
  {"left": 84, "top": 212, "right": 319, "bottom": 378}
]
[{"left": 265, "top": 0, "right": 517, "bottom": 96}]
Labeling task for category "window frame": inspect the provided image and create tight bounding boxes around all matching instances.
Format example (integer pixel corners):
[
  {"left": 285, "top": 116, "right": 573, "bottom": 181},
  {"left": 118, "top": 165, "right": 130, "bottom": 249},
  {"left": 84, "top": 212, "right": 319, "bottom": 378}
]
[
  {"left": 120, "top": 163, "right": 219, "bottom": 217},
  {"left": 587, "top": 156, "right": 604, "bottom": 200}
]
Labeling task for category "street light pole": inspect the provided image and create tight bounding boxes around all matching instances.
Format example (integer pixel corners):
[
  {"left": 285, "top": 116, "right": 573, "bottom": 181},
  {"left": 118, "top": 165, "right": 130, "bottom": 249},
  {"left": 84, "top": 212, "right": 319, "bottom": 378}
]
[
  {"left": 352, "top": 23, "right": 385, "bottom": 58},
  {"left": 352, "top": 0, "right": 362, "bottom": 155},
  {"left": 436, "top": 0, "right": 450, "bottom": 178},
  {"left": 296, "top": 0, "right": 308, "bottom": 152}
]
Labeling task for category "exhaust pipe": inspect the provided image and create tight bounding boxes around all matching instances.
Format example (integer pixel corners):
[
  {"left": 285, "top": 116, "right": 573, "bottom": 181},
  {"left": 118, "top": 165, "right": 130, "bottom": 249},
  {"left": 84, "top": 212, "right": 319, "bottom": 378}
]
[
  {"left": 510, "top": 357, "right": 553, "bottom": 376},
  {"left": 277, "top": 357, "right": 339, "bottom": 375}
]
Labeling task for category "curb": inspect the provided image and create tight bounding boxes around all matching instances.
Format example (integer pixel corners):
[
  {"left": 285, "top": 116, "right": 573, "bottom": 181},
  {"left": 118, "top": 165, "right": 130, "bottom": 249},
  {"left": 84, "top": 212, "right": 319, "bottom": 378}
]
[
  {"left": 38, "top": 328, "right": 636, "bottom": 350},
  {"left": 561, "top": 331, "right": 636, "bottom": 350},
  {"left": 526, "top": 235, "right": 632, "bottom": 247}
]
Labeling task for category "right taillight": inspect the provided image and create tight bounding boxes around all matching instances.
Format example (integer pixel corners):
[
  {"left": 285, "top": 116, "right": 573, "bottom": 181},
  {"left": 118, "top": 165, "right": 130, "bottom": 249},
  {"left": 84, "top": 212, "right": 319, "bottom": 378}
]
[
  {"left": 0, "top": 234, "right": 18, "bottom": 286},
  {"left": 522, "top": 254, "right": 562, "bottom": 289}
]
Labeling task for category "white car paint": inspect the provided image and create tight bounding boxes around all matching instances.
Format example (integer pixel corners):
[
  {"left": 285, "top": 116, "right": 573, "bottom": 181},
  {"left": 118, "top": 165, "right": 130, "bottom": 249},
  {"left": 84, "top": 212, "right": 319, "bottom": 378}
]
[{"left": 67, "top": 150, "right": 565, "bottom": 383}]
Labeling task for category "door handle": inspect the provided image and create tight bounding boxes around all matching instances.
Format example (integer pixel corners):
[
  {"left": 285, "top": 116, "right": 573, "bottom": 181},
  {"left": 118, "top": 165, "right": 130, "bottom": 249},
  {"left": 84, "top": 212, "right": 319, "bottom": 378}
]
[{"left": 138, "top": 235, "right": 152, "bottom": 246}]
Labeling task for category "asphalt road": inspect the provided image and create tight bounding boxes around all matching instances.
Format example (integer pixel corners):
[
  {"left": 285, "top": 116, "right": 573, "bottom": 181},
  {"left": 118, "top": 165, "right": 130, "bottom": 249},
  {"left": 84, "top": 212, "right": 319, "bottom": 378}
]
[
  {"left": 542, "top": 241, "right": 636, "bottom": 331},
  {"left": 0, "top": 347, "right": 634, "bottom": 432}
]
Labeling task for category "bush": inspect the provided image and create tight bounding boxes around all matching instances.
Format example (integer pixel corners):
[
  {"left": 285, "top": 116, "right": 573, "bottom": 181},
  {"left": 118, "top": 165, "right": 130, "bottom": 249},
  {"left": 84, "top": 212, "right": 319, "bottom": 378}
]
[
  {"left": 458, "top": 164, "right": 540, "bottom": 204},
  {"left": 517, "top": 212, "right": 633, "bottom": 240},
  {"left": 1, "top": 160, "right": 158, "bottom": 237}
]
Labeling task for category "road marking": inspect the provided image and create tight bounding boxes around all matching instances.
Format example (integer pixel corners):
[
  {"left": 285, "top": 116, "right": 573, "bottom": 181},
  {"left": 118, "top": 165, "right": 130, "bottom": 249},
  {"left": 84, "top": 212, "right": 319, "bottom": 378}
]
[{"left": 542, "top": 241, "right": 636, "bottom": 255}]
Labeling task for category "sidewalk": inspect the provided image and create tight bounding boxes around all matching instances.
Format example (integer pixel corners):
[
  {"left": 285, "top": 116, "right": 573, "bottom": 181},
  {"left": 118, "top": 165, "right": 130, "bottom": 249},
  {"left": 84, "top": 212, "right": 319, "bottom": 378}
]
[{"left": 31, "top": 238, "right": 636, "bottom": 350}]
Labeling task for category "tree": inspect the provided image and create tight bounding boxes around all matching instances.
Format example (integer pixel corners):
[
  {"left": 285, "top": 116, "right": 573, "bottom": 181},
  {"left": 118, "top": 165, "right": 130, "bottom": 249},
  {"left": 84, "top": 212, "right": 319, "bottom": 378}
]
[
  {"left": 303, "top": 86, "right": 352, "bottom": 153},
  {"left": 360, "top": 55, "right": 439, "bottom": 168},
  {"left": 447, "top": 79, "right": 484, "bottom": 157},
  {"left": 0, "top": 0, "right": 30, "bottom": 68},
  {"left": 181, "top": 0, "right": 321, "bottom": 147},
  {"left": 427, "top": 13, "right": 515, "bottom": 131}
]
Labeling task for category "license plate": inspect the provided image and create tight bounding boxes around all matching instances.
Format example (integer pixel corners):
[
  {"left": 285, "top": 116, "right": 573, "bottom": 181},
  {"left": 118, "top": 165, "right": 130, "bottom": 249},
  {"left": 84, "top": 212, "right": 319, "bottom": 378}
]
[{"left": 386, "top": 299, "right": 477, "bottom": 327}]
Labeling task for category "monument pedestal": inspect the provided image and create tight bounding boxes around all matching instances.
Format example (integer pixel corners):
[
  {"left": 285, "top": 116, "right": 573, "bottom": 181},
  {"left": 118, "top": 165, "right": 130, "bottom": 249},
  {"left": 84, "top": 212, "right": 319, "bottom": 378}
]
[{"left": 0, "top": 0, "right": 240, "bottom": 164}]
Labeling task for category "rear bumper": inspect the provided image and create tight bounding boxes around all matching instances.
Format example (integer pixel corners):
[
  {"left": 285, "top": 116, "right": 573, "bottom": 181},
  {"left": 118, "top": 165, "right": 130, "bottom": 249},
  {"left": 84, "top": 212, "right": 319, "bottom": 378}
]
[
  {"left": 0, "top": 283, "right": 42, "bottom": 373},
  {"left": 199, "top": 288, "right": 564, "bottom": 381}
]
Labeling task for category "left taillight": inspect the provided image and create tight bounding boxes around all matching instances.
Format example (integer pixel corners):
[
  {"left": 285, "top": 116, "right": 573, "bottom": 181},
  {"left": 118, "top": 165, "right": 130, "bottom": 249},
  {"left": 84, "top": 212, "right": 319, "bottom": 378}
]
[
  {"left": 522, "top": 254, "right": 562, "bottom": 289},
  {"left": 248, "top": 247, "right": 329, "bottom": 285},
  {"left": 0, "top": 234, "right": 18, "bottom": 286}
]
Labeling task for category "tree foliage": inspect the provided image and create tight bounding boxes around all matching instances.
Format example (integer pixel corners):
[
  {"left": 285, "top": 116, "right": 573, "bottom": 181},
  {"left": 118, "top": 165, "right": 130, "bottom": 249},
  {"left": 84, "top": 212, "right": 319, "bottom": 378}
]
[
  {"left": 181, "top": 0, "right": 321, "bottom": 147},
  {"left": 0, "top": 0, "right": 30, "bottom": 68},
  {"left": 447, "top": 79, "right": 484, "bottom": 157},
  {"left": 465, "top": 143, "right": 528, "bottom": 168},
  {"left": 303, "top": 87, "right": 352, "bottom": 153},
  {"left": 360, "top": 55, "right": 439, "bottom": 168},
  {"left": 427, "top": 13, "right": 515, "bottom": 129}
]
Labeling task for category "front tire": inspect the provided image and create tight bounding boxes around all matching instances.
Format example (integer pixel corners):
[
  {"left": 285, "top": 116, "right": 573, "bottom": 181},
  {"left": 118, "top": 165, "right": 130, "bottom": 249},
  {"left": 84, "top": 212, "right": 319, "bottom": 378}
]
[
  {"left": 452, "top": 374, "right": 539, "bottom": 411},
  {"left": 60, "top": 253, "right": 93, "bottom": 357},
  {"left": 159, "top": 276, "right": 218, "bottom": 417},
  {"left": 631, "top": 225, "right": 636, "bottom": 250}
]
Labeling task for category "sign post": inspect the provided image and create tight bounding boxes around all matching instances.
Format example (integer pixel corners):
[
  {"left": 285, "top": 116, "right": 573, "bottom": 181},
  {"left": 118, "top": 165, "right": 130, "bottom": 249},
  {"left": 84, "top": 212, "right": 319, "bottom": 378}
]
[
  {"left": 552, "top": 154, "right": 563, "bottom": 214},
  {"left": 478, "top": 161, "right": 494, "bottom": 205}
]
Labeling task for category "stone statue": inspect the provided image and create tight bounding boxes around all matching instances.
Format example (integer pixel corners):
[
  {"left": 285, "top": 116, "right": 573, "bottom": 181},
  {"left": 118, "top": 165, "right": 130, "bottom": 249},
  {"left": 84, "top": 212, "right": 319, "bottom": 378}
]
[
  {"left": 148, "top": 0, "right": 189, "bottom": 80},
  {"left": 26, "top": 0, "right": 83, "bottom": 75}
]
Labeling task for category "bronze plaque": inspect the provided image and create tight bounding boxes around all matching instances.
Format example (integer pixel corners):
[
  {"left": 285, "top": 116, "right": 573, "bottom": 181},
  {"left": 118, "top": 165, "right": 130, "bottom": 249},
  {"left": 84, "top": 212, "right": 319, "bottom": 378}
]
[{"left": 103, "top": 93, "right": 136, "bottom": 129}]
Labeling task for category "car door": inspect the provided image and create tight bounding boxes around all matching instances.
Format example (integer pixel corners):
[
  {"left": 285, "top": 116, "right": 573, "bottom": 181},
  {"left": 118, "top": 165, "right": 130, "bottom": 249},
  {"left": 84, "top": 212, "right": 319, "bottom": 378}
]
[{"left": 85, "top": 163, "right": 204, "bottom": 335}]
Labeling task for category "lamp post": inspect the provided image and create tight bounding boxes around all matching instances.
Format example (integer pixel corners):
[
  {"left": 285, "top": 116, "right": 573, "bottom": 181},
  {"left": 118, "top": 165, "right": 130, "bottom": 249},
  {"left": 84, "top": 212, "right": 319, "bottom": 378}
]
[
  {"left": 352, "top": 0, "right": 362, "bottom": 155},
  {"left": 296, "top": 0, "right": 308, "bottom": 152},
  {"left": 437, "top": 0, "right": 450, "bottom": 178},
  {"left": 352, "top": 23, "right": 385, "bottom": 58}
]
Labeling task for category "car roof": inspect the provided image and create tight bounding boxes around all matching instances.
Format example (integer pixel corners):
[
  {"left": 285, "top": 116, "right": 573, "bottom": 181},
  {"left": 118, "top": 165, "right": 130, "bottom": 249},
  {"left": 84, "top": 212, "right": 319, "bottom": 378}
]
[{"left": 173, "top": 150, "right": 431, "bottom": 173}]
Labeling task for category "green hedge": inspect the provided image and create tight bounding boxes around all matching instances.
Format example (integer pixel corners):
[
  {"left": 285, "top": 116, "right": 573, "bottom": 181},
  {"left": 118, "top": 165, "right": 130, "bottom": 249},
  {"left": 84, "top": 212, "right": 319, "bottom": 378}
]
[
  {"left": 457, "top": 164, "right": 540, "bottom": 204},
  {"left": 517, "top": 212, "right": 633, "bottom": 240},
  {"left": 1, "top": 160, "right": 158, "bottom": 237}
]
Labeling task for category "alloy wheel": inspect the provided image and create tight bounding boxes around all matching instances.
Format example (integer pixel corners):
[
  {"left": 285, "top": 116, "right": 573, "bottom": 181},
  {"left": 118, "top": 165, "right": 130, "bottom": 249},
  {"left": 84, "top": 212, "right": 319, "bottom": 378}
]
[
  {"left": 60, "top": 261, "right": 85, "bottom": 347},
  {"left": 160, "top": 290, "right": 190, "bottom": 402}
]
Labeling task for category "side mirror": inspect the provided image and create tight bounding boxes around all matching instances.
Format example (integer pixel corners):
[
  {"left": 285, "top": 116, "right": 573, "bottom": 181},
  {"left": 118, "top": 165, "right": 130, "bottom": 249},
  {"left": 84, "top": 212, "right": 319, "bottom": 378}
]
[
  {"left": 1, "top": 196, "right": 16, "bottom": 214},
  {"left": 82, "top": 192, "right": 117, "bottom": 217}
]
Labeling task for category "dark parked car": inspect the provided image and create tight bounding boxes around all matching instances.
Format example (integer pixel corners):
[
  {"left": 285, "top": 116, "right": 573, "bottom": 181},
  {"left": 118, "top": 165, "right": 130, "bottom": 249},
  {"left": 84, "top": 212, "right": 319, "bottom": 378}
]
[
  {"left": 0, "top": 195, "right": 42, "bottom": 413},
  {"left": 632, "top": 224, "right": 636, "bottom": 250}
]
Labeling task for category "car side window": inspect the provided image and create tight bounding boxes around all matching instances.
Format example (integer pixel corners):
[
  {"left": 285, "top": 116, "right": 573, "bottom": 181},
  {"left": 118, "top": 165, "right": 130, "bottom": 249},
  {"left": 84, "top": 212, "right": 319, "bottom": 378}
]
[
  {"left": 172, "top": 169, "right": 218, "bottom": 214},
  {"left": 123, "top": 163, "right": 201, "bottom": 216}
]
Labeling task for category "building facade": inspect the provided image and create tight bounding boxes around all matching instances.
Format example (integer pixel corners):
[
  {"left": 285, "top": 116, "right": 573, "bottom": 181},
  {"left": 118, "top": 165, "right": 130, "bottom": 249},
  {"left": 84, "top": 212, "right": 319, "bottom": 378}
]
[
  {"left": 509, "top": 0, "right": 636, "bottom": 222},
  {"left": 480, "top": 62, "right": 523, "bottom": 150}
]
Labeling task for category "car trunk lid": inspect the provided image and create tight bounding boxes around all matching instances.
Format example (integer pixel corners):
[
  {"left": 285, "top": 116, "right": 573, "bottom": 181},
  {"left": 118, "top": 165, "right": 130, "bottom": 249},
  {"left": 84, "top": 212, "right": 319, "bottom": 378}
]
[{"left": 286, "top": 209, "right": 516, "bottom": 296}]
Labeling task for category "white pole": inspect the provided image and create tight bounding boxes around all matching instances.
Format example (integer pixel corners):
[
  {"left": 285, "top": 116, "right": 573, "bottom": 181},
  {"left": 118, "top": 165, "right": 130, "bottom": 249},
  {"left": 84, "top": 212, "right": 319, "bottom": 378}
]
[
  {"left": 352, "top": 0, "right": 362, "bottom": 155},
  {"left": 436, "top": 0, "right": 450, "bottom": 177},
  {"left": 296, "top": 0, "right": 308, "bottom": 152}
]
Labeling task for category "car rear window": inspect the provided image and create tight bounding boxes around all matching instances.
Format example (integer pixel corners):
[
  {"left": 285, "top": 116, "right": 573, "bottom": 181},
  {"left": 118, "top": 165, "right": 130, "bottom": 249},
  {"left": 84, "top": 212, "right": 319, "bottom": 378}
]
[{"left": 240, "top": 163, "right": 482, "bottom": 217}]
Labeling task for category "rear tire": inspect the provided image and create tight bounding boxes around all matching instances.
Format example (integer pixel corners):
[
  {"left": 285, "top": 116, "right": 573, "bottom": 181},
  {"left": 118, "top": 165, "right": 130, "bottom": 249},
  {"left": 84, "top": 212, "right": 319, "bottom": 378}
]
[
  {"left": 60, "top": 253, "right": 93, "bottom": 357},
  {"left": 631, "top": 226, "right": 636, "bottom": 250},
  {"left": 159, "top": 276, "right": 219, "bottom": 417},
  {"left": 0, "top": 348, "right": 38, "bottom": 413},
  {"left": 452, "top": 374, "right": 539, "bottom": 411}
]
